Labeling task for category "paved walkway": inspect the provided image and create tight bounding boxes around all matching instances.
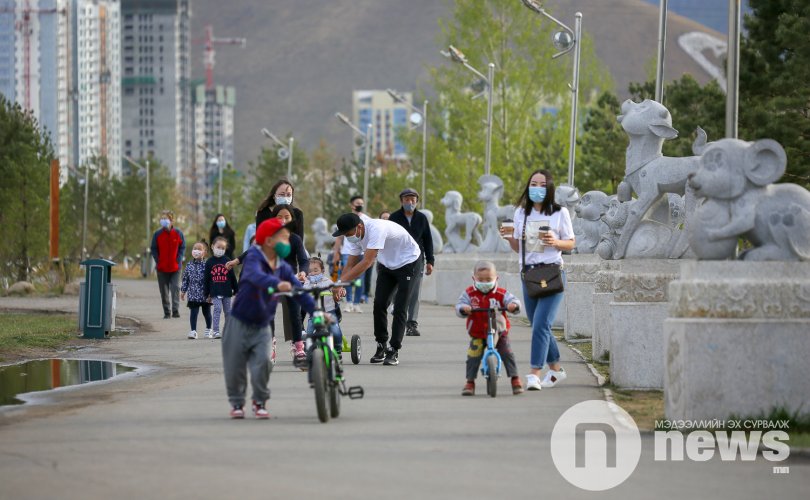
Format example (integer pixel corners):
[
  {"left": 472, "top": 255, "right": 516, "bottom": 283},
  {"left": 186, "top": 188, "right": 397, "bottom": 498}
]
[{"left": 0, "top": 278, "right": 807, "bottom": 499}]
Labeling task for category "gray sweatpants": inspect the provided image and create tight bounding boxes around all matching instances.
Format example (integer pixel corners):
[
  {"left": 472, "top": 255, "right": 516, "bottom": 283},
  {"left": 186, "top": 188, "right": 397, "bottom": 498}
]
[
  {"left": 221, "top": 316, "right": 272, "bottom": 408},
  {"left": 406, "top": 255, "right": 425, "bottom": 328}
]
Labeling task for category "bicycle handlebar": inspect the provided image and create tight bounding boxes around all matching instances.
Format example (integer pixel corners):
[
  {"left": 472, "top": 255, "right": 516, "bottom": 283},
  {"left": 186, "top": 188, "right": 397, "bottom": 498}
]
[
  {"left": 268, "top": 280, "right": 357, "bottom": 297},
  {"left": 460, "top": 306, "right": 514, "bottom": 317}
]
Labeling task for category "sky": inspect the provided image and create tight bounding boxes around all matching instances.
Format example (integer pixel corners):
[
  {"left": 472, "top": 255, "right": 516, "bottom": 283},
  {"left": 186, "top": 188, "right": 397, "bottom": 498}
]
[{"left": 642, "top": 0, "right": 752, "bottom": 34}]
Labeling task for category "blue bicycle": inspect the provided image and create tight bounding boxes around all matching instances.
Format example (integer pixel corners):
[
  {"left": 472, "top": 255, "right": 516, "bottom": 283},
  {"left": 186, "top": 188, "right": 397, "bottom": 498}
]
[{"left": 464, "top": 299, "right": 512, "bottom": 398}]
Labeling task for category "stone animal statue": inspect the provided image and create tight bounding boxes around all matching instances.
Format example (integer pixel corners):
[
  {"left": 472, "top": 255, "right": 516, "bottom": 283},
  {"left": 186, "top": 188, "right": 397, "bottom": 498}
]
[
  {"left": 596, "top": 196, "right": 629, "bottom": 259},
  {"left": 420, "top": 209, "right": 444, "bottom": 254},
  {"left": 615, "top": 98, "right": 708, "bottom": 259},
  {"left": 477, "top": 175, "right": 513, "bottom": 253},
  {"left": 311, "top": 217, "right": 335, "bottom": 255},
  {"left": 441, "top": 191, "right": 481, "bottom": 253},
  {"left": 687, "top": 138, "right": 810, "bottom": 261},
  {"left": 573, "top": 190, "right": 610, "bottom": 254},
  {"left": 556, "top": 184, "right": 581, "bottom": 215}
]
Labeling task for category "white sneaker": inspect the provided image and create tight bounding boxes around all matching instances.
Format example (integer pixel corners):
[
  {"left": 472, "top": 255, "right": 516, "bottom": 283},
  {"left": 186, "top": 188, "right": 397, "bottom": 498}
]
[
  {"left": 526, "top": 374, "right": 542, "bottom": 391},
  {"left": 540, "top": 368, "right": 567, "bottom": 388},
  {"left": 353, "top": 304, "right": 363, "bottom": 313},
  {"left": 213, "top": 330, "right": 222, "bottom": 339},
  {"left": 187, "top": 330, "right": 197, "bottom": 340},
  {"left": 203, "top": 329, "right": 213, "bottom": 339},
  {"left": 344, "top": 303, "right": 355, "bottom": 313}
]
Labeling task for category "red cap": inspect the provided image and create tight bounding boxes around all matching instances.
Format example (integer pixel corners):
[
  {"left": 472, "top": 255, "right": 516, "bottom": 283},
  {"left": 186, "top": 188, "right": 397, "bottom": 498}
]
[{"left": 255, "top": 218, "right": 286, "bottom": 245}]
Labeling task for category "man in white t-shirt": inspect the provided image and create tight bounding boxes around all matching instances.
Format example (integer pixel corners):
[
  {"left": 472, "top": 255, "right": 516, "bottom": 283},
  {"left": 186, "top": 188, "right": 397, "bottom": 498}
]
[{"left": 332, "top": 212, "right": 421, "bottom": 366}]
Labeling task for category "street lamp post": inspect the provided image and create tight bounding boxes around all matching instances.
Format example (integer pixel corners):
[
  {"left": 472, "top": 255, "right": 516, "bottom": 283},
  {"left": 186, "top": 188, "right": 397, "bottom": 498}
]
[
  {"left": 656, "top": 0, "right": 669, "bottom": 103},
  {"left": 386, "top": 89, "right": 429, "bottom": 206},
  {"left": 82, "top": 162, "right": 89, "bottom": 259},
  {"left": 441, "top": 46, "right": 495, "bottom": 177},
  {"left": 197, "top": 143, "right": 222, "bottom": 213},
  {"left": 335, "top": 112, "right": 373, "bottom": 202},
  {"left": 124, "top": 155, "right": 151, "bottom": 272},
  {"left": 261, "top": 128, "right": 295, "bottom": 180},
  {"left": 521, "top": 0, "right": 582, "bottom": 187}
]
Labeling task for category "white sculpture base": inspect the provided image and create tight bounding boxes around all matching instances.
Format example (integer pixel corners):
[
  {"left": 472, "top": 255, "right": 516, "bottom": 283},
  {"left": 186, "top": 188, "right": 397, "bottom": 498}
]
[
  {"left": 665, "top": 261, "right": 810, "bottom": 420},
  {"left": 563, "top": 254, "right": 601, "bottom": 340}
]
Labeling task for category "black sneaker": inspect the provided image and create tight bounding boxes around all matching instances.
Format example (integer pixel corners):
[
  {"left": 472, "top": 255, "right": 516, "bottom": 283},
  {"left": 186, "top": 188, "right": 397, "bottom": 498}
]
[
  {"left": 370, "top": 342, "right": 387, "bottom": 363},
  {"left": 383, "top": 349, "right": 399, "bottom": 366},
  {"left": 163, "top": 314, "right": 171, "bottom": 319},
  {"left": 405, "top": 326, "right": 421, "bottom": 337},
  {"left": 172, "top": 311, "right": 181, "bottom": 318}
]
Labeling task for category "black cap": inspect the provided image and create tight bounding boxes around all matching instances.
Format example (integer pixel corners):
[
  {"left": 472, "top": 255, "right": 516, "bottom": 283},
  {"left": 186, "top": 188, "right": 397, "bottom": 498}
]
[
  {"left": 399, "top": 188, "right": 419, "bottom": 200},
  {"left": 332, "top": 213, "right": 362, "bottom": 237}
]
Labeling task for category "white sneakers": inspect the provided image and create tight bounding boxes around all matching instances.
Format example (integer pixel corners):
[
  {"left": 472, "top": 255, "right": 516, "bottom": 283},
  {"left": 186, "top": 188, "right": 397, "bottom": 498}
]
[
  {"left": 203, "top": 329, "right": 213, "bottom": 339},
  {"left": 187, "top": 330, "right": 197, "bottom": 340},
  {"left": 353, "top": 304, "right": 363, "bottom": 313},
  {"left": 344, "top": 303, "right": 355, "bottom": 313},
  {"left": 526, "top": 368, "right": 567, "bottom": 390}
]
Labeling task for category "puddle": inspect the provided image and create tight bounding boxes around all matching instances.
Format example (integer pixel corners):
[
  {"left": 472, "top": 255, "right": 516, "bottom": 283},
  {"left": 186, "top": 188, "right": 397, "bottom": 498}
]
[{"left": 0, "top": 359, "right": 136, "bottom": 406}]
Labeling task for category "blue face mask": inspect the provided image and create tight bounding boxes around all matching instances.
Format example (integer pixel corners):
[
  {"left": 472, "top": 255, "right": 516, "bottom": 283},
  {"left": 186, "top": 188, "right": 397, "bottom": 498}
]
[
  {"left": 216, "top": 219, "right": 226, "bottom": 229},
  {"left": 529, "top": 186, "right": 547, "bottom": 203},
  {"left": 309, "top": 273, "right": 324, "bottom": 283},
  {"left": 403, "top": 203, "right": 416, "bottom": 212},
  {"left": 160, "top": 218, "right": 170, "bottom": 228}
]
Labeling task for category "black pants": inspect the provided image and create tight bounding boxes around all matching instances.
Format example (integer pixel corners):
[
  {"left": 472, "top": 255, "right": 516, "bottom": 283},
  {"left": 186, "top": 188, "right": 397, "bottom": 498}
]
[
  {"left": 189, "top": 304, "right": 212, "bottom": 331},
  {"left": 372, "top": 260, "right": 416, "bottom": 351},
  {"left": 157, "top": 271, "right": 180, "bottom": 316}
]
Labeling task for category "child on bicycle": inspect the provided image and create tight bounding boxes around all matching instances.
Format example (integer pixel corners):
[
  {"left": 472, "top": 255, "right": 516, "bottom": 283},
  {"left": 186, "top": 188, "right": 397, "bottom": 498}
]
[
  {"left": 302, "top": 256, "right": 343, "bottom": 353},
  {"left": 456, "top": 260, "right": 523, "bottom": 396},
  {"left": 222, "top": 218, "right": 315, "bottom": 419}
]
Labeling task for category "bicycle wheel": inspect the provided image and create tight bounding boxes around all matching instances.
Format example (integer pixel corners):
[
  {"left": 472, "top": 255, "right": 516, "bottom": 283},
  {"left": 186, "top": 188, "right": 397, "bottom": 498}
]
[
  {"left": 329, "top": 356, "right": 341, "bottom": 419},
  {"left": 486, "top": 355, "right": 498, "bottom": 398},
  {"left": 351, "top": 335, "right": 362, "bottom": 365},
  {"left": 311, "top": 348, "right": 330, "bottom": 423}
]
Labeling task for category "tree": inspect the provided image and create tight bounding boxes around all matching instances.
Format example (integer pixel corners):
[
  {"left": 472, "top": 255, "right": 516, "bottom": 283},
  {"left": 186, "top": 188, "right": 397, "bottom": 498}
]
[
  {"left": 0, "top": 96, "right": 53, "bottom": 281},
  {"left": 740, "top": 0, "right": 810, "bottom": 188},
  {"left": 576, "top": 91, "right": 626, "bottom": 194},
  {"left": 403, "top": 0, "right": 612, "bottom": 228}
]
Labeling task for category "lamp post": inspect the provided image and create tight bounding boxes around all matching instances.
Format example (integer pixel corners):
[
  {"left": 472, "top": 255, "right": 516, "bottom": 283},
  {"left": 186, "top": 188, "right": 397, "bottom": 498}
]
[
  {"left": 387, "top": 89, "right": 429, "bottom": 207},
  {"left": 197, "top": 143, "right": 222, "bottom": 213},
  {"left": 521, "top": 0, "right": 582, "bottom": 188},
  {"left": 725, "top": 0, "right": 741, "bottom": 139},
  {"left": 655, "top": 0, "right": 669, "bottom": 103},
  {"left": 123, "top": 155, "right": 151, "bottom": 273},
  {"left": 336, "top": 112, "right": 373, "bottom": 202},
  {"left": 441, "top": 45, "right": 495, "bottom": 177},
  {"left": 261, "top": 128, "right": 295, "bottom": 180}
]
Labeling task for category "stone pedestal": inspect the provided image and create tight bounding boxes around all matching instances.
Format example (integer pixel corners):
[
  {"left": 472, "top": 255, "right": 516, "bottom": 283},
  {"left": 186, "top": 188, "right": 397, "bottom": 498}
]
[
  {"left": 665, "top": 261, "right": 810, "bottom": 420},
  {"left": 608, "top": 259, "right": 681, "bottom": 389},
  {"left": 592, "top": 261, "right": 620, "bottom": 362},
  {"left": 563, "top": 254, "right": 601, "bottom": 340}
]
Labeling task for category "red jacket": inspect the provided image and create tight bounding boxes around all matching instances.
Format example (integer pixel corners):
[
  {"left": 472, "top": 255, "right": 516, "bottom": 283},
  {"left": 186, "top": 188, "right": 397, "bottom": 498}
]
[
  {"left": 151, "top": 227, "right": 186, "bottom": 273},
  {"left": 456, "top": 286, "right": 519, "bottom": 339}
]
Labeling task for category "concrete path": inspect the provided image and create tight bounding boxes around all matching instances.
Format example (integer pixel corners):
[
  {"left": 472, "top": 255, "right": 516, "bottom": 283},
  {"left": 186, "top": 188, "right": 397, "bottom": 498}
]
[{"left": 0, "top": 278, "right": 807, "bottom": 499}]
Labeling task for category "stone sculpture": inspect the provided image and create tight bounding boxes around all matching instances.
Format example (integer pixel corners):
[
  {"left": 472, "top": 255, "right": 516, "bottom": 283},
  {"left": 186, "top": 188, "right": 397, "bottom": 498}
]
[
  {"left": 477, "top": 175, "right": 513, "bottom": 253},
  {"left": 596, "top": 196, "right": 628, "bottom": 260},
  {"left": 573, "top": 190, "right": 610, "bottom": 254},
  {"left": 441, "top": 191, "right": 481, "bottom": 253},
  {"left": 556, "top": 184, "right": 581, "bottom": 216},
  {"left": 687, "top": 138, "right": 810, "bottom": 261},
  {"left": 420, "top": 209, "right": 444, "bottom": 254},
  {"left": 311, "top": 217, "right": 334, "bottom": 256},
  {"left": 613, "top": 98, "right": 708, "bottom": 259}
]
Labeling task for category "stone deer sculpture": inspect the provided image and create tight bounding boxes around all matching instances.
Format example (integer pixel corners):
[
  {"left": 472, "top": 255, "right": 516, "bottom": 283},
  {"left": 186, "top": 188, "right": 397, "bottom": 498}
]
[
  {"left": 441, "top": 191, "right": 482, "bottom": 253},
  {"left": 477, "top": 175, "right": 513, "bottom": 253}
]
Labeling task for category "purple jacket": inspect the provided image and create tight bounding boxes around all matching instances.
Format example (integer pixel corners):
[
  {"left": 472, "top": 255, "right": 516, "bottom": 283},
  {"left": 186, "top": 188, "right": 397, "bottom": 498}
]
[{"left": 230, "top": 246, "right": 314, "bottom": 327}]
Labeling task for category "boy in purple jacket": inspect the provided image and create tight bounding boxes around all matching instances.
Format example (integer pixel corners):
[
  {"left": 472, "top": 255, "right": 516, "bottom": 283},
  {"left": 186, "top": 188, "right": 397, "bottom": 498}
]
[{"left": 221, "top": 218, "right": 314, "bottom": 419}]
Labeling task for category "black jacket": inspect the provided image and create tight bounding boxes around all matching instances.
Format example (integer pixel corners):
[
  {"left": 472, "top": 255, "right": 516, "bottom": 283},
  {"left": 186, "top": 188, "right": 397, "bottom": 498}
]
[
  {"left": 256, "top": 205, "right": 305, "bottom": 242},
  {"left": 203, "top": 255, "right": 239, "bottom": 298},
  {"left": 235, "top": 232, "right": 309, "bottom": 274},
  {"left": 389, "top": 208, "right": 434, "bottom": 265}
]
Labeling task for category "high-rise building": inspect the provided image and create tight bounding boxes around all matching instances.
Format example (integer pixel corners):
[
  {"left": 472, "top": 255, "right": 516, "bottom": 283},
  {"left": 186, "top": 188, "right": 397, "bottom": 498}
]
[
  {"left": 352, "top": 90, "right": 412, "bottom": 161},
  {"left": 75, "top": 0, "right": 121, "bottom": 176},
  {"left": 120, "top": 0, "right": 191, "bottom": 185},
  {"left": 192, "top": 83, "right": 234, "bottom": 213}
]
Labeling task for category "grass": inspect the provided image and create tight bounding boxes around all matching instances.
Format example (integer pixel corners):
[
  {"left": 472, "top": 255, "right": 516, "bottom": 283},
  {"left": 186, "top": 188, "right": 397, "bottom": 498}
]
[
  {"left": 0, "top": 312, "right": 78, "bottom": 361},
  {"left": 611, "top": 388, "right": 665, "bottom": 431}
]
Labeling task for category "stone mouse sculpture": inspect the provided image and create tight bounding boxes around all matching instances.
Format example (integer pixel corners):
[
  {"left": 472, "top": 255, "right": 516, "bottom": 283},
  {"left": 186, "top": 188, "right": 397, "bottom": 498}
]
[{"left": 573, "top": 190, "right": 610, "bottom": 254}]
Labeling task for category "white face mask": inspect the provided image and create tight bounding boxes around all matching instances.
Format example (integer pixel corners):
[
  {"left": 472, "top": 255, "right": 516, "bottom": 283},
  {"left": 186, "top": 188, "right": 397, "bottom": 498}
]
[
  {"left": 275, "top": 195, "right": 293, "bottom": 205},
  {"left": 346, "top": 232, "right": 361, "bottom": 244},
  {"left": 213, "top": 247, "right": 226, "bottom": 258},
  {"left": 309, "top": 273, "right": 324, "bottom": 283},
  {"left": 191, "top": 249, "right": 203, "bottom": 259},
  {"left": 474, "top": 280, "right": 496, "bottom": 294}
]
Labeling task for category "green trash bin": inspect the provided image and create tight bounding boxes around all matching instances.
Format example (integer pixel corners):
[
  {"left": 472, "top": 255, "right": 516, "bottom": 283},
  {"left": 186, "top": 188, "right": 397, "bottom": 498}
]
[{"left": 79, "top": 259, "right": 116, "bottom": 339}]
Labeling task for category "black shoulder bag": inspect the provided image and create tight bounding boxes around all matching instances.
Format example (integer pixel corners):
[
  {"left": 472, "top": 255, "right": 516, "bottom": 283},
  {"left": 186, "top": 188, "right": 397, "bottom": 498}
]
[{"left": 520, "top": 211, "right": 564, "bottom": 299}]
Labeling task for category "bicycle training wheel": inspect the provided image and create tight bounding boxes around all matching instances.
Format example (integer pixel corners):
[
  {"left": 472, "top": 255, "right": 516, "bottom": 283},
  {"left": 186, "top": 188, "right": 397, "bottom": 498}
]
[
  {"left": 486, "top": 356, "right": 498, "bottom": 398},
  {"left": 312, "top": 348, "right": 330, "bottom": 423},
  {"left": 351, "top": 334, "right": 362, "bottom": 365}
]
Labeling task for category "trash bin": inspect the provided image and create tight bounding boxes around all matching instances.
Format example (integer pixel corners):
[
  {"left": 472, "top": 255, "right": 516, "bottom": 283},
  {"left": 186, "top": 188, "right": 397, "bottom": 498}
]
[{"left": 79, "top": 259, "right": 116, "bottom": 339}]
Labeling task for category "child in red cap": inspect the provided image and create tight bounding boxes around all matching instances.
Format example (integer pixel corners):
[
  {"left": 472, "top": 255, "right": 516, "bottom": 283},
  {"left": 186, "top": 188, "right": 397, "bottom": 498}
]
[{"left": 221, "top": 218, "right": 315, "bottom": 419}]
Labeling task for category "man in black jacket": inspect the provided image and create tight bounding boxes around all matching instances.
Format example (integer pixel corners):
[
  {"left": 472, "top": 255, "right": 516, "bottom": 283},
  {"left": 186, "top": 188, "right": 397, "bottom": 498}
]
[{"left": 389, "top": 188, "right": 434, "bottom": 336}]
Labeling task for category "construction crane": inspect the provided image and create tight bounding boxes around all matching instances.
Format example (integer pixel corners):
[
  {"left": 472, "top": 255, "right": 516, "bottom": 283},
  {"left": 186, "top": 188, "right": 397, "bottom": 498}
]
[
  {"left": 0, "top": 1, "right": 66, "bottom": 110},
  {"left": 196, "top": 25, "right": 246, "bottom": 90}
]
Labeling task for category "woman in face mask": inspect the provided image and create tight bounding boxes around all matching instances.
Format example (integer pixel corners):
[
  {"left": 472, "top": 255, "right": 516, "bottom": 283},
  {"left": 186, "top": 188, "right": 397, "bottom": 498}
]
[
  {"left": 208, "top": 213, "right": 237, "bottom": 259},
  {"left": 499, "top": 169, "right": 576, "bottom": 392},
  {"left": 255, "top": 180, "right": 305, "bottom": 242}
]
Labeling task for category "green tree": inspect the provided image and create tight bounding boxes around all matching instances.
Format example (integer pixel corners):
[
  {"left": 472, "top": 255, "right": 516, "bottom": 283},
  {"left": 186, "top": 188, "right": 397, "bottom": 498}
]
[
  {"left": 576, "top": 91, "right": 626, "bottom": 194},
  {"left": 0, "top": 96, "right": 53, "bottom": 281},
  {"left": 246, "top": 137, "right": 307, "bottom": 218},
  {"left": 740, "top": 0, "right": 810, "bottom": 188},
  {"left": 403, "top": 0, "right": 611, "bottom": 227}
]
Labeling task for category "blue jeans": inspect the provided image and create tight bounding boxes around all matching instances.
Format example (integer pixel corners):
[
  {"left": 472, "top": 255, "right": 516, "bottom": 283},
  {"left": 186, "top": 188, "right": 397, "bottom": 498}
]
[
  {"left": 522, "top": 270, "right": 566, "bottom": 370},
  {"left": 339, "top": 254, "right": 364, "bottom": 304}
]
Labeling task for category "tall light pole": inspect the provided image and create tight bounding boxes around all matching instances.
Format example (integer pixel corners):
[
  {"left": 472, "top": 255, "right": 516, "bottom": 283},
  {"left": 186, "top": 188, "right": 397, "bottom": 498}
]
[
  {"left": 261, "top": 128, "right": 295, "bottom": 180},
  {"left": 197, "top": 143, "right": 222, "bottom": 213},
  {"left": 441, "top": 45, "right": 495, "bottom": 177},
  {"left": 336, "top": 112, "right": 373, "bottom": 202},
  {"left": 521, "top": 0, "right": 582, "bottom": 187},
  {"left": 725, "top": 0, "right": 741, "bottom": 139},
  {"left": 82, "top": 162, "right": 89, "bottom": 259},
  {"left": 386, "top": 89, "right": 428, "bottom": 206},
  {"left": 124, "top": 155, "right": 151, "bottom": 266},
  {"left": 655, "top": 0, "right": 669, "bottom": 103}
]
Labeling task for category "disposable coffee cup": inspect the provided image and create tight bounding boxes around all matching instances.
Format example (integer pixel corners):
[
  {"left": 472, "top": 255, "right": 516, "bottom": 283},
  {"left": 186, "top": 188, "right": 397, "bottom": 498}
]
[
  {"left": 538, "top": 225, "right": 551, "bottom": 251},
  {"left": 500, "top": 219, "right": 514, "bottom": 237}
]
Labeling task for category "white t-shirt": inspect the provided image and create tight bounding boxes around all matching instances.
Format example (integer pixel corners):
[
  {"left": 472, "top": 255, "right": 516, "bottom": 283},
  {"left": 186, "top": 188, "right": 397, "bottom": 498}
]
[
  {"left": 345, "top": 218, "right": 421, "bottom": 270},
  {"left": 513, "top": 206, "right": 574, "bottom": 266}
]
